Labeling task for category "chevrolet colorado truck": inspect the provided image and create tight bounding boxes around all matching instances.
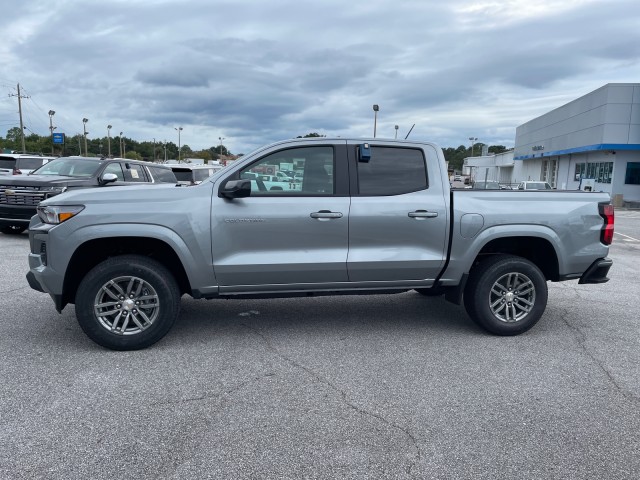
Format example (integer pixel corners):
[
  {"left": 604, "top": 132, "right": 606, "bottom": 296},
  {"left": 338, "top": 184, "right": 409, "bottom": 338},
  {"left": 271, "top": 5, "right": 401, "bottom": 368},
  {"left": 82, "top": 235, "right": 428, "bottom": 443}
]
[{"left": 26, "top": 138, "right": 614, "bottom": 350}]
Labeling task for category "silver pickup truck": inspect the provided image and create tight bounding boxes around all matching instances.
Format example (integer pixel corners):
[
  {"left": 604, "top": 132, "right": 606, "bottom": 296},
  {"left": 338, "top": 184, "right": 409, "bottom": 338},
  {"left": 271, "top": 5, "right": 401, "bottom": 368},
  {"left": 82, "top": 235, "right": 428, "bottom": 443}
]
[{"left": 26, "top": 138, "right": 614, "bottom": 350}]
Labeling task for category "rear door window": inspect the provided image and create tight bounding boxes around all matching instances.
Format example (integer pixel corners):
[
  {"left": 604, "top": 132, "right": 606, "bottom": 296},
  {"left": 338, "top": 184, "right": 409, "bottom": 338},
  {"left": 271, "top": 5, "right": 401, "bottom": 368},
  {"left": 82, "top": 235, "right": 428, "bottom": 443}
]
[
  {"left": 357, "top": 147, "right": 427, "bottom": 196},
  {"left": 123, "top": 163, "right": 148, "bottom": 182}
]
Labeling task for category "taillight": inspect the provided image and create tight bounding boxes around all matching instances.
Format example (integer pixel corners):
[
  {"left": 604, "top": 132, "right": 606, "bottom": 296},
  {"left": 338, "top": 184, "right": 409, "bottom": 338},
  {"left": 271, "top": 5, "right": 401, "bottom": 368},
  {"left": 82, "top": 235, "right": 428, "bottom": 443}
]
[
  {"left": 12, "top": 167, "right": 22, "bottom": 175},
  {"left": 599, "top": 203, "right": 614, "bottom": 245}
]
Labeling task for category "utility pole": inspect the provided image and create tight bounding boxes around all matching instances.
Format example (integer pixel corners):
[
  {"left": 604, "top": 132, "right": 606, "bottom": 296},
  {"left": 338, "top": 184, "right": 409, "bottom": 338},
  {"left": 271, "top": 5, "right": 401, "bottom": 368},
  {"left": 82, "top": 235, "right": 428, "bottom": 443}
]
[{"left": 9, "top": 83, "right": 29, "bottom": 153}]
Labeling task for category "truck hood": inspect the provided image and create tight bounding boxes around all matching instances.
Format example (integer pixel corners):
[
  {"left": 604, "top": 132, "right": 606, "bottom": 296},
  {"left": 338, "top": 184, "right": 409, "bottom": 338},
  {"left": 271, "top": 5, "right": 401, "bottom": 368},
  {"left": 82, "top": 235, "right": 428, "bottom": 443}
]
[
  {"left": 39, "top": 182, "right": 190, "bottom": 206},
  {"left": 0, "top": 175, "right": 95, "bottom": 188}
]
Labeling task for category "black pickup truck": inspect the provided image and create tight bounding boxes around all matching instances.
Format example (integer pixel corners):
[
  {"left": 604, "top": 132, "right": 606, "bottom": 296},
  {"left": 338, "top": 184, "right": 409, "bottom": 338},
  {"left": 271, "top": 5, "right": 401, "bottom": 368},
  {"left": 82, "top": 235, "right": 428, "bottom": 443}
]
[{"left": 0, "top": 156, "right": 176, "bottom": 234}]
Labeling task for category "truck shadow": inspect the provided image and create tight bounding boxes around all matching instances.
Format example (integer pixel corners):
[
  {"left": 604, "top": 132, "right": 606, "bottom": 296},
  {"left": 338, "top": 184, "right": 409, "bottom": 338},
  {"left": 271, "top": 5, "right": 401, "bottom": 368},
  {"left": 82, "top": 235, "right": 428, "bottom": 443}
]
[{"left": 170, "top": 291, "right": 482, "bottom": 343}]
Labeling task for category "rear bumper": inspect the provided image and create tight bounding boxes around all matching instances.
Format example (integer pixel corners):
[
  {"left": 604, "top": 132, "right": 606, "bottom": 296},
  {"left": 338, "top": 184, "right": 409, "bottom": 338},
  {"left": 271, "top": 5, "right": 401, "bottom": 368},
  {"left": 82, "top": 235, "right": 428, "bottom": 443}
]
[{"left": 579, "top": 257, "right": 612, "bottom": 284}]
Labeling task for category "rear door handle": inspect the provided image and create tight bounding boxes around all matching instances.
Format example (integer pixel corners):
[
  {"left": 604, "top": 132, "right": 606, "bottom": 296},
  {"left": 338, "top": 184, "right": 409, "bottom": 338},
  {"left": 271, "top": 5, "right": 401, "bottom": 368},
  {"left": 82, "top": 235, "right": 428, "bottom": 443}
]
[
  {"left": 408, "top": 210, "right": 438, "bottom": 218},
  {"left": 310, "top": 210, "right": 343, "bottom": 219}
]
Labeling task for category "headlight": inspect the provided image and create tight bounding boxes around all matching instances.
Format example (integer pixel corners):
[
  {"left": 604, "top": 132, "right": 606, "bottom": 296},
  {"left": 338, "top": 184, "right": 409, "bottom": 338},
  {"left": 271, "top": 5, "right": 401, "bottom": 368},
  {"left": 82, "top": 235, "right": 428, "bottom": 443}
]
[
  {"left": 41, "top": 186, "right": 67, "bottom": 198},
  {"left": 37, "top": 205, "right": 84, "bottom": 224}
]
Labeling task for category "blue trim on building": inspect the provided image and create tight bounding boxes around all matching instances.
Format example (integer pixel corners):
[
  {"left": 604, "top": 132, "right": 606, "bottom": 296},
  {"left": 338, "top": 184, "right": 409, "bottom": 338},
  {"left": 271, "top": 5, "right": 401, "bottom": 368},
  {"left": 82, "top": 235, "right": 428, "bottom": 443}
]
[{"left": 514, "top": 143, "right": 640, "bottom": 160}]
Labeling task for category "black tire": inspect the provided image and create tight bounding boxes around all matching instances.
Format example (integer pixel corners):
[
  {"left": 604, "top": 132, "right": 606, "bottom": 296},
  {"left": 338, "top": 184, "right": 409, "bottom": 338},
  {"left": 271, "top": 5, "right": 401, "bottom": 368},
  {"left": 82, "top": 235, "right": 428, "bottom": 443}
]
[
  {"left": 75, "top": 255, "right": 181, "bottom": 350},
  {"left": 463, "top": 255, "right": 547, "bottom": 336},
  {"left": 414, "top": 286, "right": 446, "bottom": 297},
  {"left": 1, "top": 225, "right": 26, "bottom": 235}
]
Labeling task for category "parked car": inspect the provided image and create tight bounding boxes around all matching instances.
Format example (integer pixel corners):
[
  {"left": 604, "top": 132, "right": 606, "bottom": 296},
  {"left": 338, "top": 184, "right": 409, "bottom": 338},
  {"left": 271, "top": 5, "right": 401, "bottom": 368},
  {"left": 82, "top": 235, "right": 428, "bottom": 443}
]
[
  {"left": 518, "top": 181, "right": 553, "bottom": 190},
  {"left": 0, "top": 156, "right": 176, "bottom": 234},
  {"left": 170, "top": 164, "right": 224, "bottom": 186},
  {"left": 0, "top": 153, "right": 55, "bottom": 176}
]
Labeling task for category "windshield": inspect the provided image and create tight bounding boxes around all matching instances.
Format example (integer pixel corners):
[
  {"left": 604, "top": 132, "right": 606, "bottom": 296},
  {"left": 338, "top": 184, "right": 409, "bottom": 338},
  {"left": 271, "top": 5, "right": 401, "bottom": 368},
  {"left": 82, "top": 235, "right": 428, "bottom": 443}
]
[{"left": 31, "top": 157, "right": 102, "bottom": 177}]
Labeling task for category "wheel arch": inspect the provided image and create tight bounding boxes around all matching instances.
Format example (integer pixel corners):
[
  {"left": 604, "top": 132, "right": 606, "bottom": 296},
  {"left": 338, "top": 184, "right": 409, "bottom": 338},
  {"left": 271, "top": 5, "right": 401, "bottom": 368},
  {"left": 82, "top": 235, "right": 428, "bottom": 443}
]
[
  {"left": 473, "top": 235, "right": 560, "bottom": 281},
  {"left": 62, "top": 236, "right": 191, "bottom": 308}
]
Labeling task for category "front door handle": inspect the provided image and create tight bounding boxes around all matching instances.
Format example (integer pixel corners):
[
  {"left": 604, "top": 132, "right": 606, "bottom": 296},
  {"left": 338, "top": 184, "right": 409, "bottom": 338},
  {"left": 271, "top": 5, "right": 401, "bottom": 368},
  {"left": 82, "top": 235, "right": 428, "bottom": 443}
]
[
  {"left": 408, "top": 210, "right": 438, "bottom": 218},
  {"left": 310, "top": 210, "right": 343, "bottom": 219}
]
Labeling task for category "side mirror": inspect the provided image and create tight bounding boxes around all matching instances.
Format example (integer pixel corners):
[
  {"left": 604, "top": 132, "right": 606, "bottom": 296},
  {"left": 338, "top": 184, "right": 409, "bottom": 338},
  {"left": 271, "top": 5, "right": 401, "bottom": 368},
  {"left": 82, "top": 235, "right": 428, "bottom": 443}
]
[
  {"left": 221, "top": 179, "right": 251, "bottom": 198},
  {"left": 100, "top": 173, "right": 118, "bottom": 185}
]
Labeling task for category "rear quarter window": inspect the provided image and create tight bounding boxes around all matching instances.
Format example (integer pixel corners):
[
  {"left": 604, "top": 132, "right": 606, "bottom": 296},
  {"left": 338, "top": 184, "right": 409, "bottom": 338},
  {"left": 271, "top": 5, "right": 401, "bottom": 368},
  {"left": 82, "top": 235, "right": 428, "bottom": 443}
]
[
  {"left": 16, "top": 157, "right": 46, "bottom": 170},
  {"left": 0, "top": 157, "right": 17, "bottom": 169},
  {"left": 148, "top": 166, "right": 177, "bottom": 183}
]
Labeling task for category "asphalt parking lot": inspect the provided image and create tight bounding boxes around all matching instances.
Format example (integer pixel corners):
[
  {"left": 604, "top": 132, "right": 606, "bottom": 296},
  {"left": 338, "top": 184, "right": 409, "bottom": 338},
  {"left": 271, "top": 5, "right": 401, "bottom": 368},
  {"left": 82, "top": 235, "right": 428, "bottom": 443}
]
[{"left": 1, "top": 211, "right": 639, "bottom": 479}]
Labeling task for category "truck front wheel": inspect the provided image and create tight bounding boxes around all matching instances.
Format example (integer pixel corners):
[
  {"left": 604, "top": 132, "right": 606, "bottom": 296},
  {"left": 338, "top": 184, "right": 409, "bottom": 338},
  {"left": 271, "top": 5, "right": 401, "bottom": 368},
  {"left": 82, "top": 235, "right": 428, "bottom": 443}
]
[
  {"left": 75, "top": 255, "right": 181, "bottom": 350},
  {"left": 464, "top": 255, "right": 548, "bottom": 336}
]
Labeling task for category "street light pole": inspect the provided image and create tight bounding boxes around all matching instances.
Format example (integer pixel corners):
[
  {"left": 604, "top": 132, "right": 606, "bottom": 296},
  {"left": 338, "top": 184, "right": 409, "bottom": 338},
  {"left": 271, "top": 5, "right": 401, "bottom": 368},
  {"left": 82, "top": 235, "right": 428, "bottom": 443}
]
[
  {"left": 107, "top": 125, "right": 112, "bottom": 158},
  {"left": 469, "top": 136, "right": 478, "bottom": 157},
  {"left": 82, "top": 118, "right": 89, "bottom": 156},
  {"left": 218, "top": 136, "right": 225, "bottom": 159},
  {"left": 48, "top": 110, "right": 56, "bottom": 155},
  {"left": 372, "top": 104, "right": 379, "bottom": 138},
  {"left": 119, "top": 132, "right": 123, "bottom": 157},
  {"left": 175, "top": 127, "right": 183, "bottom": 162},
  {"left": 394, "top": 125, "right": 398, "bottom": 140}
]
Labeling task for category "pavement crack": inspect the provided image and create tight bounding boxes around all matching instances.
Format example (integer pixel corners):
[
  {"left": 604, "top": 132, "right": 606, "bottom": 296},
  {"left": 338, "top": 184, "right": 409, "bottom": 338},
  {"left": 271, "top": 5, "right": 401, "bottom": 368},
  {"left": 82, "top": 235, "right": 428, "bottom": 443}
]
[
  {"left": 240, "top": 321, "right": 421, "bottom": 477},
  {"left": 559, "top": 307, "right": 639, "bottom": 404}
]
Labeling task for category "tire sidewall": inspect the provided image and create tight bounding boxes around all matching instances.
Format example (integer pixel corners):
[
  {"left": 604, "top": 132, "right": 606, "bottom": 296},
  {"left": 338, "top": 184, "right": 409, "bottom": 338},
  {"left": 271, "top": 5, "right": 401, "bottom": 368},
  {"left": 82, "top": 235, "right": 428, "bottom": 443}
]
[
  {"left": 75, "top": 255, "right": 180, "bottom": 350},
  {"left": 467, "top": 256, "right": 548, "bottom": 335}
]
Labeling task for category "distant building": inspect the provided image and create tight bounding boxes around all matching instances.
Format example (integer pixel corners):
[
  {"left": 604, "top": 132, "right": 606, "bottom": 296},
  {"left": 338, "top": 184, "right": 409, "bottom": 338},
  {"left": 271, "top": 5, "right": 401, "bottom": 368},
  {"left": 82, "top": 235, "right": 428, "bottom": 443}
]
[{"left": 465, "top": 83, "right": 640, "bottom": 204}]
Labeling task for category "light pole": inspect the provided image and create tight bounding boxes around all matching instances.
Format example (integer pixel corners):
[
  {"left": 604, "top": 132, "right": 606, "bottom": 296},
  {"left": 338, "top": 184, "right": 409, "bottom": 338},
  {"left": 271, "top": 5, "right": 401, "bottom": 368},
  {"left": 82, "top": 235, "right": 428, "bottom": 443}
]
[
  {"left": 82, "top": 118, "right": 89, "bottom": 156},
  {"left": 119, "top": 132, "right": 123, "bottom": 157},
  {"left": 48, "top": 110, "right": 56, "bottom": 155},
  {"left": 107, "top": 125, "right": 112, "bottom": 158},
  {"left": 175, "top": 126, "right": 183, "bottom": 162},
  {"left": 372, "top": 104, "right": 379, "bottom": 138},
  {"left": 469, "top": 137, "right": 478, "bottom": 157},
  {"left": 218, "top": 136, "right": 225, "bottom": 159},
  {"left": 394, "top": 125, "right": 399, "bottom": 140},
  {"left": 163, "top": 140, "right": 167, "bottom": 162}
]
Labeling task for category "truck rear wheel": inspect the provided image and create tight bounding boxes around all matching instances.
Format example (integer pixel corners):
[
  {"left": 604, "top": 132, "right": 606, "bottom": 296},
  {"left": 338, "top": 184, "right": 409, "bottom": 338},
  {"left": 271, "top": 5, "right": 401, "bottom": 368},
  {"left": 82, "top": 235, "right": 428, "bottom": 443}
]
[
  {"left": 463, "top": 255, "right": 547, "bottom": 335},
  {"left": 75, "top": 255, "right": 181, "bottom": 350}
]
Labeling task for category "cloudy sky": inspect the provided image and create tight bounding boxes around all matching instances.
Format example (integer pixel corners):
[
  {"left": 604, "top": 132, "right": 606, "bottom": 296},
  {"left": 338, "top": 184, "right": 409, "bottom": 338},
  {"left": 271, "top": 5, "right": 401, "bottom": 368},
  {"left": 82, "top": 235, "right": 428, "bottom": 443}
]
[{"left": 1, "top": 0, "right": 639, "bottom": 155}]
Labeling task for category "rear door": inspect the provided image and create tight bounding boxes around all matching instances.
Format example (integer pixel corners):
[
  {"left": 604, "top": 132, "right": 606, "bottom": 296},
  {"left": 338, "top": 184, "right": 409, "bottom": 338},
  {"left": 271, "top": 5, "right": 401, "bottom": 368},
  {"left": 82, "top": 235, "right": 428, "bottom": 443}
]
[
  {"left": 212, "top": 142, "right": 350, "bottom": 291},
  {"left": 346, "top": 142, "right": 448, "bottom": 283}
]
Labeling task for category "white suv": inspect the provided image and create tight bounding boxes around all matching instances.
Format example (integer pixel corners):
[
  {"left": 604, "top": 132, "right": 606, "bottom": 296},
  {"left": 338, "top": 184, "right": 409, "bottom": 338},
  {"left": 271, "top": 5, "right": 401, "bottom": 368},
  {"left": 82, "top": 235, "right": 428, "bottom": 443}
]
[{"left": 0, "top": 153, "right": 55, "bottom": 176}]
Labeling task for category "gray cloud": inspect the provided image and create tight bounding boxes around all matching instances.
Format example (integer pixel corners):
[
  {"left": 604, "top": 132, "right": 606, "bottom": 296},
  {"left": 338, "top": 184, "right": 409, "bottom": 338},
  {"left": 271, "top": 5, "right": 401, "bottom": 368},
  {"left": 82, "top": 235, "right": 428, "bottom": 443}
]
[{"left": 2, "top": 0, "right": 640, "bottom": 154}]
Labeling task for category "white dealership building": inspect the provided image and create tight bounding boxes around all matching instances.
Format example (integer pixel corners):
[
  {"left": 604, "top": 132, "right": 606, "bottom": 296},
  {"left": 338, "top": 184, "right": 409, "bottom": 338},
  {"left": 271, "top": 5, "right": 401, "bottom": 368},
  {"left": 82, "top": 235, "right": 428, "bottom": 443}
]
[{"left": 465, "top": 83, "right": 640, "bottom": 205}]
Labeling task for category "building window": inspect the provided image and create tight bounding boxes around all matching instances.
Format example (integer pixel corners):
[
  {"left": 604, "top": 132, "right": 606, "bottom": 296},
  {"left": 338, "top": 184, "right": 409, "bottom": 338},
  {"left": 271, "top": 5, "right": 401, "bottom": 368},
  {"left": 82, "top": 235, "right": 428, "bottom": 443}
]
[
  {"left": 625, "top": 162, "right": 640, "bottom": 185},
  {"left": 575, "top": 162, "right": 613, "bottom": 184}
]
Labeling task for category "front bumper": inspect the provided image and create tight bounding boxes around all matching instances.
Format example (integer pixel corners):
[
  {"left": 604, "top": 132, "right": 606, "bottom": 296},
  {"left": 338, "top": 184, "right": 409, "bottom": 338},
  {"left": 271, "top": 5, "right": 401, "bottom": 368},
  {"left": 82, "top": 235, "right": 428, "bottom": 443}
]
[{"left": 27, "top": 223, "right": 65, "bottom": 312}]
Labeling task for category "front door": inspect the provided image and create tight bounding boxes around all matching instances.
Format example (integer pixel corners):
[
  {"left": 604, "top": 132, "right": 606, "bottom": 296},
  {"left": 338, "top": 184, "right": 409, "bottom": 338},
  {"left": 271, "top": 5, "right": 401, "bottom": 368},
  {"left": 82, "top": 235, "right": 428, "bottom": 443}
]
[{"left": 211, "top": 143, "right": 350, "bottom": 291}]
